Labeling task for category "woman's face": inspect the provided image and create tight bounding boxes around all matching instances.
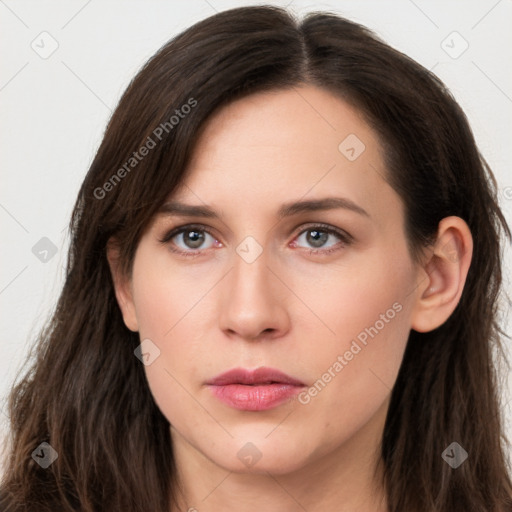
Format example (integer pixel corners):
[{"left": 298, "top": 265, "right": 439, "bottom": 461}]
[{"left": 115, "top": 86, "right": 426, "bottom": 475}]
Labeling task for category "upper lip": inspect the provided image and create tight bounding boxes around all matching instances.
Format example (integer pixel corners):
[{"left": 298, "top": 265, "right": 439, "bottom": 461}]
[{"left": 206, "top": 367, "right": 305, "bottom": 386}]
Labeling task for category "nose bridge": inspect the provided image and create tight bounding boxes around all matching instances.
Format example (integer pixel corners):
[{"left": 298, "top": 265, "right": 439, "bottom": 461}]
[
  {"left": 230, "top": 236, "right": 274, "bottom": 309},
  {"left": 218, "top": 235, "right": 288, "bottom": 339}
]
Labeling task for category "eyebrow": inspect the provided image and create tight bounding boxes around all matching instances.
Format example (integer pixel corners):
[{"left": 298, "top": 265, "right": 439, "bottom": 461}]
[{"left": 158, "top": 197, "right": 370, "bottom": 220}]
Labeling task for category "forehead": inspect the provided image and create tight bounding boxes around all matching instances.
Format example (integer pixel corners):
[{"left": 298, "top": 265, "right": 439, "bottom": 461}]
[
  {"left": 187, "top": 85, "right": 377, "bottom": 171},
  {"left": 168, "top": 85, "right": 401, "bottom": 227}
]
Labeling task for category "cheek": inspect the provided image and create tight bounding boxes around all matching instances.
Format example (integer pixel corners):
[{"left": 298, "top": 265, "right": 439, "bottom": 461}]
[
  {"left": 290, "top": 242, "right": 413, "bottom": 352},
  {"left": 132, "top": 271, "right": 207, "bottom": 433},
  {"left": 274, "top": 252, "right": 413, "bottom": 467},
  {"left": 290, "top": 245, "right": 414, "bottom": 420},
  {"left": 130, "top": 242, "right": 209, "bottom": 340},
  {"left": 128, "top": 245, "right": 219, "bottom": 427}
]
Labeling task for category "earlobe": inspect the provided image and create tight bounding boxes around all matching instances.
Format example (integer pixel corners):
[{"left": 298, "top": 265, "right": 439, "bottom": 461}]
[
  {"left": 411, "top": 216, "right": 473, "bottom": 333},
  {"left": 106, "top": 238, "right": 139, "bottom": 332}
]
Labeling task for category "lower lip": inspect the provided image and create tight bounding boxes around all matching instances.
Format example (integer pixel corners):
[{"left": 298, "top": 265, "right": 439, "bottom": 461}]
[{"left": 207, "top": 383, "right": 304, "bottom": 411}]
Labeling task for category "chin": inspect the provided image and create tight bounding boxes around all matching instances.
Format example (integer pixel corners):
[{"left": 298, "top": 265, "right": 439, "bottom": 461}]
[{"left": 203, "top": 434, "right": 316, "bottom": 475}]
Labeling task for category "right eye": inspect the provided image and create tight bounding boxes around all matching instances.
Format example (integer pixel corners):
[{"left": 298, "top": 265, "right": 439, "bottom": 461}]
[{"left": 159, "top": 224, "right": 221, "bottom": 257}]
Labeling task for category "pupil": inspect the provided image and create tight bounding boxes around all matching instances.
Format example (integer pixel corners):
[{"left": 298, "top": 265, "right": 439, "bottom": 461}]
[
  {"left": 185, "top": 230, "right": 204, "bottom": 248},
  {"left": 307, "top": 230, "right": 327, "bottom": 248}
]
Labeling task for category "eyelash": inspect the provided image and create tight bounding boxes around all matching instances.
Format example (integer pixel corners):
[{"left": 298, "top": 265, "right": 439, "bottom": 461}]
[{"left": 158, "top": 223, "right": 353, "bottom": 258}]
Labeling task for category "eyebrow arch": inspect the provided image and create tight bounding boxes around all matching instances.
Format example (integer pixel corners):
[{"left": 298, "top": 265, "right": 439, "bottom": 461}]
[{"left": 158, "top": 197, "right": 370, "bottom": 220}]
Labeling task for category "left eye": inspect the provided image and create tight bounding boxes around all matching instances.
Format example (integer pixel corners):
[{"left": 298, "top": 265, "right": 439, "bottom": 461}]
[{"left": 294, "top": 228, "right": 341, "bottom": 250}]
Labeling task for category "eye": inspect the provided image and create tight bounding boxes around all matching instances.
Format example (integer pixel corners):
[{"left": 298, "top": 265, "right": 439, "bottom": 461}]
[
  {"left": 158, "top": 224, "right": 220, "bottom": 257},
  {"left": 292, "top": 224, "right": 352, "bottom": 255}
]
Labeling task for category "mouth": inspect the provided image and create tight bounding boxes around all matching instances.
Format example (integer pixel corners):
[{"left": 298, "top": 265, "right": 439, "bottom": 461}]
[{"left": 205, "top": 367, "right": 306, "bottom": 411}]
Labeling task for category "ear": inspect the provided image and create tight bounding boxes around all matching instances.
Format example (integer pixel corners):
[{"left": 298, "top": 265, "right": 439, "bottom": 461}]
[
  {"left": 106, "top": 238, "right": 139, "bottom": 332},
  {"left": 410, "top": 216, "right": 473, "bottom": 333}
]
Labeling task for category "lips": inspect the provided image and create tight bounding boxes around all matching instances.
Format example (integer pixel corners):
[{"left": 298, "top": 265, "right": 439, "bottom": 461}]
[
  {"left": 206, "top": 367, "right": 305, "bottom": 411},
  {"left": 206, "top": 367, "right": 305, "bottom": 386}
]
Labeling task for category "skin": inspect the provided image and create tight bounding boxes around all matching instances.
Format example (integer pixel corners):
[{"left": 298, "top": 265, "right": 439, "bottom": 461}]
[{"left": 108, "top": 85, "right": 473, "bottom": 512}]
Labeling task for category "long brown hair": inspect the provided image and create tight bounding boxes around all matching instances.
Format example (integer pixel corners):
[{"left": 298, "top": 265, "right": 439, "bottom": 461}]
[{"left": 1, "top": 5, "right": 511, "bottom": 511}]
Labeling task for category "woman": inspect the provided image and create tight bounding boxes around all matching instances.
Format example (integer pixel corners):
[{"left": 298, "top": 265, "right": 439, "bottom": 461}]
[{"left": 1, "top": 5, "right": 511, "bottom": 511}]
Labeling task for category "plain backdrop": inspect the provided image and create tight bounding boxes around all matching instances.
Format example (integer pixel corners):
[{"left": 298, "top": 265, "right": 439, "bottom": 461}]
[{"left": 1, "top": 0, "right": 511, "bottom": 472}]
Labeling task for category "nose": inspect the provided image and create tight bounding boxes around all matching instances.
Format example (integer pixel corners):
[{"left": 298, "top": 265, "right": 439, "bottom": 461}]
[{"left": 218, "top": 245, "right": 291, "bottom": 342}]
